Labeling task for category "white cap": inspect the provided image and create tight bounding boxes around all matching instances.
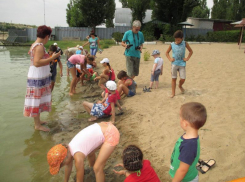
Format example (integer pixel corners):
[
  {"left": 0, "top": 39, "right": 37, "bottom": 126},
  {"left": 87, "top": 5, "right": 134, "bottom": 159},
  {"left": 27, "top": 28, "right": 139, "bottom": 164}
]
[
  {"left": 53, "top": 43, "right": 58, "bottom": 46},
  {"left": 79, "top": 46, "right": 83, "bottom": 49},
  {"left": 106, "top": 81, "right": 117, "bottom": 91},
  {"left": 100, "top": 58, "right": 109, "bottom": 64}
]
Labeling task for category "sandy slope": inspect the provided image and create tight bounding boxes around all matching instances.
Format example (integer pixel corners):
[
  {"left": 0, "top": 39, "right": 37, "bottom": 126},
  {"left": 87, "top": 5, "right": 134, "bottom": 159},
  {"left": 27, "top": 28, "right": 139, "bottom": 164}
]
[{"left": 53, "top": 42, "right": 245, "bottom": 182}]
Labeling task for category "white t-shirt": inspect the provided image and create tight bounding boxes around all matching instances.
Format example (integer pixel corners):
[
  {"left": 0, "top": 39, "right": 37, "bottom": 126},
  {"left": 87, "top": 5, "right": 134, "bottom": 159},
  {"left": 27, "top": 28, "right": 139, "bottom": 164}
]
[{"left": 152, "top": 57, "right": 163, "bottom": 71}]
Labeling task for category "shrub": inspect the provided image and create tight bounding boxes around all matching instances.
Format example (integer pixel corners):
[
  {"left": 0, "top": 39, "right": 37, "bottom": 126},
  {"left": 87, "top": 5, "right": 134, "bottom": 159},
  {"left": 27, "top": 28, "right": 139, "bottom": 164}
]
[
  {"left": 185, "top": 34, "right": 196, "bottom": 41},
  {"left": 102, "top": 44, "right": 109, "bottom": 49},
  {"left": 206, "top": 30, "right": 245, "bottom": 42},
  {"left": 143, "top": 51, "right": 150, "bottom": 61},
  {"left": 112, "top": 32, "right": 123, "bottom": 42}
]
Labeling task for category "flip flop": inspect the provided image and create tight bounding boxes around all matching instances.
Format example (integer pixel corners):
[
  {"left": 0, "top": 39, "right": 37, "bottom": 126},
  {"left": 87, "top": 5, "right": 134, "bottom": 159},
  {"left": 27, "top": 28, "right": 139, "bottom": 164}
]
[
  {"left": 196, "top": 159, "right": 204, "bottom": 167},
  {"left": 196, "top": 159, "right": 216, "bottom": 174}
]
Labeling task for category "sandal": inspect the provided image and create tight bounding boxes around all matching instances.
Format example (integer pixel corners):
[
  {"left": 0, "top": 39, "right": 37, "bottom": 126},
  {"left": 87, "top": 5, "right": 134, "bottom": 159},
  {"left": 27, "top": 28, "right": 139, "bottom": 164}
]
[{"left": 196, "top": 159, "right": 216, "bottom": 174}]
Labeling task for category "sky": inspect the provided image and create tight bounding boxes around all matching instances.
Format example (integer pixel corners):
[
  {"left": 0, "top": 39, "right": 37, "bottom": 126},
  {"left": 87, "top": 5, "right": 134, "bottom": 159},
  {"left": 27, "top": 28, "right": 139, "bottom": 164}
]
[{"left": 0, "top": 0, "right": 214, "bottom": 28}]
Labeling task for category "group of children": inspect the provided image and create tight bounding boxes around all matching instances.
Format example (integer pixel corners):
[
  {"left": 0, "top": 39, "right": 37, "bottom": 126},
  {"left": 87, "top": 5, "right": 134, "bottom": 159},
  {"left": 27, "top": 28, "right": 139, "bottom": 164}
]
[{"left": 47, "top": 30, "right": 213, "bottom": 182}]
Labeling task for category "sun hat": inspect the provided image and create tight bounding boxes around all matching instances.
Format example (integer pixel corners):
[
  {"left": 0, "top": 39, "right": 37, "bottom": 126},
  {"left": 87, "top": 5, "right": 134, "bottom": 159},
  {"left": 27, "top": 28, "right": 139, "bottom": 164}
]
[
  {"left": 47, "top": 144, "right": 67, "bottom": 175},
  {"left": 106, "top": 80, "right": 117, "bottom": 91},
  {"left": 152, "top": 50, "right": 160, "bottom": 56},
  {"left": 79, "top": 46, "right": 83, "bottom": 49},
  {"left": 100, "top": 58, "right": 109, "bottom": 64},
  {"left": 53, "top": 43, "right": 58, "bottom": 46}
]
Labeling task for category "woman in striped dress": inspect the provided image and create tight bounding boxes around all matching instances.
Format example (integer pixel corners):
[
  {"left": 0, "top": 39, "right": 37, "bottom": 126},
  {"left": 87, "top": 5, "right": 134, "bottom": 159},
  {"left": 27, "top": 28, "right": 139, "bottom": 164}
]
[{"left": 24, "top": 25, "right": 60, "bottom": 132}]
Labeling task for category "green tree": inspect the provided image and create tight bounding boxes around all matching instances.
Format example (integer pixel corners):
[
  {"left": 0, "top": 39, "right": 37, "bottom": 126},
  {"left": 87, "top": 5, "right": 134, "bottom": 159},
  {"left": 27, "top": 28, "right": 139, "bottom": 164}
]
[
  {"left": 66, "top": 0, "right": 115, "bottom": 28},
  {"left": 191, "top": 0, "right": 210, "bottom": 18},
  {"left": 211, "top": 0, "right": 227, "bottom": 19},
  {"left": 119, "top": 0, "right": 128, "bottom": 8},
  {"left": 152, "top": 0, "right": 199, "bottom": 25},
  {"left": 127, "top": 0, "right": 151, "bottom": 24}
]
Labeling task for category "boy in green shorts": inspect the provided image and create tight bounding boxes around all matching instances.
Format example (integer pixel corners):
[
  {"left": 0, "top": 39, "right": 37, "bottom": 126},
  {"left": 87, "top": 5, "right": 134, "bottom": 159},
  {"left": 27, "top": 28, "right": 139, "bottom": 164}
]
[{"left": 169, "top": 102, "right": 207, "bottom": 182}]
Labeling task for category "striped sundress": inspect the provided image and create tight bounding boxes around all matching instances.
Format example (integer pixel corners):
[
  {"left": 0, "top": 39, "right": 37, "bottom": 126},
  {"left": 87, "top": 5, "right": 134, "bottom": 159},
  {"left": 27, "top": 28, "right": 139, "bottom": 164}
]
[{"left": 23, "top": 43, "right": 52, "bottom": 117}]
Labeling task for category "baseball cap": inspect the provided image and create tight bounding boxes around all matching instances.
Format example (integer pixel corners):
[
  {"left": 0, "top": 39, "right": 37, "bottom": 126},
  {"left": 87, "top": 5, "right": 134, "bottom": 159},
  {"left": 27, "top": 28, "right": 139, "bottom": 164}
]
[
  {"left": 53, "top": 43, "right": 58, "bottom": 46},
  {"left": 106, "top": 81, "right": 117, "bottom": 91},
  {"left": 100, "top": 58, "right": 109, "bottom": 64},
  {"left": 79, "top": 46, "right": 83, "bottom": 49},
  {"left": 152, "top": 50, "right": 160, "bottom": 56},
  {"left": 47, "top": 144, "right": 67, "bottom": 175}
]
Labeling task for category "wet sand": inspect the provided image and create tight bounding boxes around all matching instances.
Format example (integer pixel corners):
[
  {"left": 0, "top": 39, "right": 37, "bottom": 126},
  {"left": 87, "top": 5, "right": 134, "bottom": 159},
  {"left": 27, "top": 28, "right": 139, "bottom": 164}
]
[{"left": 51, "top": 42, "right": 245, "bottom": 182}]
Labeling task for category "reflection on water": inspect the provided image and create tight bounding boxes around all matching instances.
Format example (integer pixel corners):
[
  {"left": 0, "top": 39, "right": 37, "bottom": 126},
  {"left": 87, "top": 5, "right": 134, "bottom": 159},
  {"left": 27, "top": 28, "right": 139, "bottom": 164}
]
[{"left": 0, "top": 46, "right": 73, "bottom": 182}]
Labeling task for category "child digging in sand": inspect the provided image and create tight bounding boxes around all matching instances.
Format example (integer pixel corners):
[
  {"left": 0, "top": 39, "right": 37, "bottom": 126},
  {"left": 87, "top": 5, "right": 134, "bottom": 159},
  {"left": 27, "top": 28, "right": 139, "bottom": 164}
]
[
  {"left": 166, "top": 30, "right": 193, "bottom": 98},
  {"left": 82, "top": 81, "right": 122, "bottom": 123},
  {"left": 47, "top": 122, "right": 120, "bottom": 182},
  {"left": 113, "top": 145, "right": 160, "bottom": 182},
  {"left": 117, "top": 70, "right": 136, "bottom": 97},
  {"left": 149, "top": 50, "right": 163, "bottom": 89},
  {"left": 169, "top": 102, "right": 207, "bottom": 182}
]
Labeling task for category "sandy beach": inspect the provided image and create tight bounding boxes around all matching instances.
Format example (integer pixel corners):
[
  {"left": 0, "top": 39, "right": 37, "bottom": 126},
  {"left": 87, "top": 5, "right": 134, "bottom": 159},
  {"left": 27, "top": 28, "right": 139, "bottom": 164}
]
[{"left": 52, "top": 42, "right": 245, "bottom": 182}]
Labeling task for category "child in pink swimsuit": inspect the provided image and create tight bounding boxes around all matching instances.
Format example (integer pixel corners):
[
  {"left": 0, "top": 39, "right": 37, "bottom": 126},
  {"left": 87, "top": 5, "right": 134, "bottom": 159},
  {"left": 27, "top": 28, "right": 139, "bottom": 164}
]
[{"left": 47, "top": 122, "right": 120, "bottom": 182}]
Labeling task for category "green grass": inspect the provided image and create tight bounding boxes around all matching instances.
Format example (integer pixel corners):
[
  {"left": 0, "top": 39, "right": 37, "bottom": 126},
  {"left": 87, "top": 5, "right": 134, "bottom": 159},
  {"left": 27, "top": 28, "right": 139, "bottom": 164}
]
[{"left": 28, "top": 39, "right": 116, "bottom": 51}]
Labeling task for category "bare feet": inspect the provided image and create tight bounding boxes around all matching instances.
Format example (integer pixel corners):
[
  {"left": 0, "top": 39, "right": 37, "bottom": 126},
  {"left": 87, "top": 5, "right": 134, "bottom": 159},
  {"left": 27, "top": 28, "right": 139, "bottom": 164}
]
[
  {"left": 170, "top": 94, "right": 175, "bottom": 98},
  {"left": 40, "top": 121, "right": 47, "bottom": 125},
  {"left": 88, "top": 117, "right": 97, "bottom": 122},
  {"left": 179, "top": 86, "right": 185, "bottom": 94},
  {"left": 35, "top": 125, "right": 50, "bottom": 132},
  {"left": 69, "top": 92, "right": 74, "bottom": 96}
]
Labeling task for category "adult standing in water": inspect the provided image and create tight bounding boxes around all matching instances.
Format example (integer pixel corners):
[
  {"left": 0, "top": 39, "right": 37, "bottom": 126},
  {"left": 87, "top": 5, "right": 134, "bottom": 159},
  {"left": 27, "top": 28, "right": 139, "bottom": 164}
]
[
  {"left": 83, "top": 31, "right": 101, "bottom": 58},
  {"left": 121, "top": 20, "right": 144, "bottom": 79},
  {"left": 24, "top": 25, "right": 60, "bottom": 132}
]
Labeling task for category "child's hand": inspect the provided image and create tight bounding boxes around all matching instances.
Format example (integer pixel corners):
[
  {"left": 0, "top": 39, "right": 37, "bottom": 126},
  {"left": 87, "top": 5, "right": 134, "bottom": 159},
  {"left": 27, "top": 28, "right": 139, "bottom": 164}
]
[
  {"left": 170, "top": 58, "right": 175, "bottom": 62},
  {"left": 183, "top": 58, "right": 189, "bottom": 61},
  {"left": 161, "top": 71, "right": 163, "bottom": 75},
  {"left": 52, "top": 51, "right": 61, "bottom": 59},
  {"left": 113, "top": 169, "right": 127, "bottom": 176}
]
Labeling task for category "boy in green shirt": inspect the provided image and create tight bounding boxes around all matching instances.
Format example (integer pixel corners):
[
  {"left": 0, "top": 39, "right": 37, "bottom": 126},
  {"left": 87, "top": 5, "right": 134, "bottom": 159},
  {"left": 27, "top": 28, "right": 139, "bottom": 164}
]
[{"left": 169, "top": 102, "right": 207, "bottom": 182}]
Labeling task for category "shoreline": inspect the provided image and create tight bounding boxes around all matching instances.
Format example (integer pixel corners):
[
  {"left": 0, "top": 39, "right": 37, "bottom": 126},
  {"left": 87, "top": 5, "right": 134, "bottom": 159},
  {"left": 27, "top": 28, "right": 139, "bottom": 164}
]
[{"left": 51, "top": 43, "right": 245, "bottom": 181}]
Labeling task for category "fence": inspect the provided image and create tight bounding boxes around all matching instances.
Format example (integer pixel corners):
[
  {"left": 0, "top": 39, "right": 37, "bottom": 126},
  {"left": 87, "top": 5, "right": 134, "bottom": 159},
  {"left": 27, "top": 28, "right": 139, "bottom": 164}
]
[
  {"left": 185, "top": 28, "right": 213, "bottom": 37},
  {"left": 7, "top": 29, "right": 28, "bottom": 42},
  {"left": 26, "top": 26, "right": 131, "bottom": 41}
]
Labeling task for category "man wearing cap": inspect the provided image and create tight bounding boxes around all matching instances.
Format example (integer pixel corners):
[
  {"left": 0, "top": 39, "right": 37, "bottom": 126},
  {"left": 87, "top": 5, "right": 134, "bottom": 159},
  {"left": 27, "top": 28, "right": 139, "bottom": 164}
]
[{"left": 121, "top": 20, "right": 144, "bottom": 79}]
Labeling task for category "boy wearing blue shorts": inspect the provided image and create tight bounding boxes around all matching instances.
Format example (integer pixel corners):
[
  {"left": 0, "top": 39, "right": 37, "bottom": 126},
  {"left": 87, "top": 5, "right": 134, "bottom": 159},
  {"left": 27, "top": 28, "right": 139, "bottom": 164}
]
[
  {"left": 149, "top": 50, "right": 163, "bottom": 89},
  {"left": 170, "top": 102, "right": 207, "bottom": 182},
  {"left": 166, "top": 30, "right": 193, "bottom": 98}
]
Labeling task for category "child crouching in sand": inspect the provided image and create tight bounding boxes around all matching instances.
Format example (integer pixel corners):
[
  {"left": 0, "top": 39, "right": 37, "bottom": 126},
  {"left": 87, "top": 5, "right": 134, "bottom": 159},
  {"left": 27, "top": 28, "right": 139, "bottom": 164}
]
[
  {"left": 169, "top": 102, "right": 207, "bottom": 182},
  {"left": 113, "top": 145, "right": 160, "bottom": 182},
  {"left": 117, "top": 70, "right": 136, "bottom": 97},
  {"left": 47, "top": 122, "right": 120, "bottom": 182},
  {"left": 149, "top": 50, "right": 163, "bottom": 89},
  {"left": 82, "top": 81, "right": 122, "bottom": 123}
]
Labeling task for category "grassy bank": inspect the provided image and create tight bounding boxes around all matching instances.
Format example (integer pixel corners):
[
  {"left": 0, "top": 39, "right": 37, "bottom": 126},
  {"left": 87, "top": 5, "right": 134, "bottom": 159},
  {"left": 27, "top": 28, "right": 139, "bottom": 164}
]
[{"left": 28, "top": 39, "right": 116, "bottom": 51}]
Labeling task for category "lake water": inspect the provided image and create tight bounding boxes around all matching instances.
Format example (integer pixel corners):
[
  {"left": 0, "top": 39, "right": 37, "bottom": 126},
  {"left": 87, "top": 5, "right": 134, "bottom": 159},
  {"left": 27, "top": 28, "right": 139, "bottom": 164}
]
[{"left": 0, "top": 46, "right": 75, "bottom": 182}]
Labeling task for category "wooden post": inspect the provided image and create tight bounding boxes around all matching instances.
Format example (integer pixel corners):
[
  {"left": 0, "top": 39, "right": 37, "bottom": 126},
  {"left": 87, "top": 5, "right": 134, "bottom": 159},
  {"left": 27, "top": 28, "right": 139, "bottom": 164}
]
[{"left": 239, "top": 26, "right": 244, "bottom": 49}]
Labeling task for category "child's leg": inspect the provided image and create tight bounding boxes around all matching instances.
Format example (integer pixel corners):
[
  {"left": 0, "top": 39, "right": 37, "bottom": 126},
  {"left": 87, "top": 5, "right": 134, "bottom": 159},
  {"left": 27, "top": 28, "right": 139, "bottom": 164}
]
[
  {"left": 155, "top": 81, "right": 159, "bottom": 89},
  {"left": 66, "top": 63, "right": 70, "bottom": 76},
  {"left": 51, "top": 81, "right": 55, "bottom": 92},
  {"left": 93, "top": 144, "right": 116, "bottom": 182},
  {"left": 73, "top": 152, "right": 86, "bottom": 182},
  {"left": 82, "top": 101, "right": 94, "bottom": 114},
  {"left": 179, "top": 79, "right": 185, "bottom": 93},
  {"left": 34, "top": 114, "right": 50, "bottom": 132},
  {"left": 87, "top": 151, "right": 96, "bottom": 167},
  {"left": 179, "top": 67, "right": 186, "bottom": 93},
  {"left": 171, "top": 78, "right": 177, "bottom": 98},
  {"left": 149, "top": 81, "right": 153, "bottom": 88},
  {"left": 117, "top": 84, "right": 129, "bottom": 96},
  {"left": 69, "top": 67, "right": 76, "bottom": 95},
  {"left": 80, "top": 72, "right": 85, "bottom": 86}
]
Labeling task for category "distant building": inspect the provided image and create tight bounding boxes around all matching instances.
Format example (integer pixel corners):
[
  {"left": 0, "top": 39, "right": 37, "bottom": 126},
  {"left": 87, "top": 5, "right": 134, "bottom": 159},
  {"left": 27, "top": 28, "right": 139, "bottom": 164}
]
[
  {"left": 186, "top": 17, "right": 235, "bottom": 31},
  {"left": 115, "top": 8, "right": 153, "bottom": 27}
]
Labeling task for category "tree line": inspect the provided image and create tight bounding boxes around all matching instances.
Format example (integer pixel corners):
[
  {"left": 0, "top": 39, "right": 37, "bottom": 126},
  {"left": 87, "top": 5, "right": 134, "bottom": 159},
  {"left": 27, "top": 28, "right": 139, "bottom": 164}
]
[{"left": 66, "top": 0, "right": 244, "bottom": 28}]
